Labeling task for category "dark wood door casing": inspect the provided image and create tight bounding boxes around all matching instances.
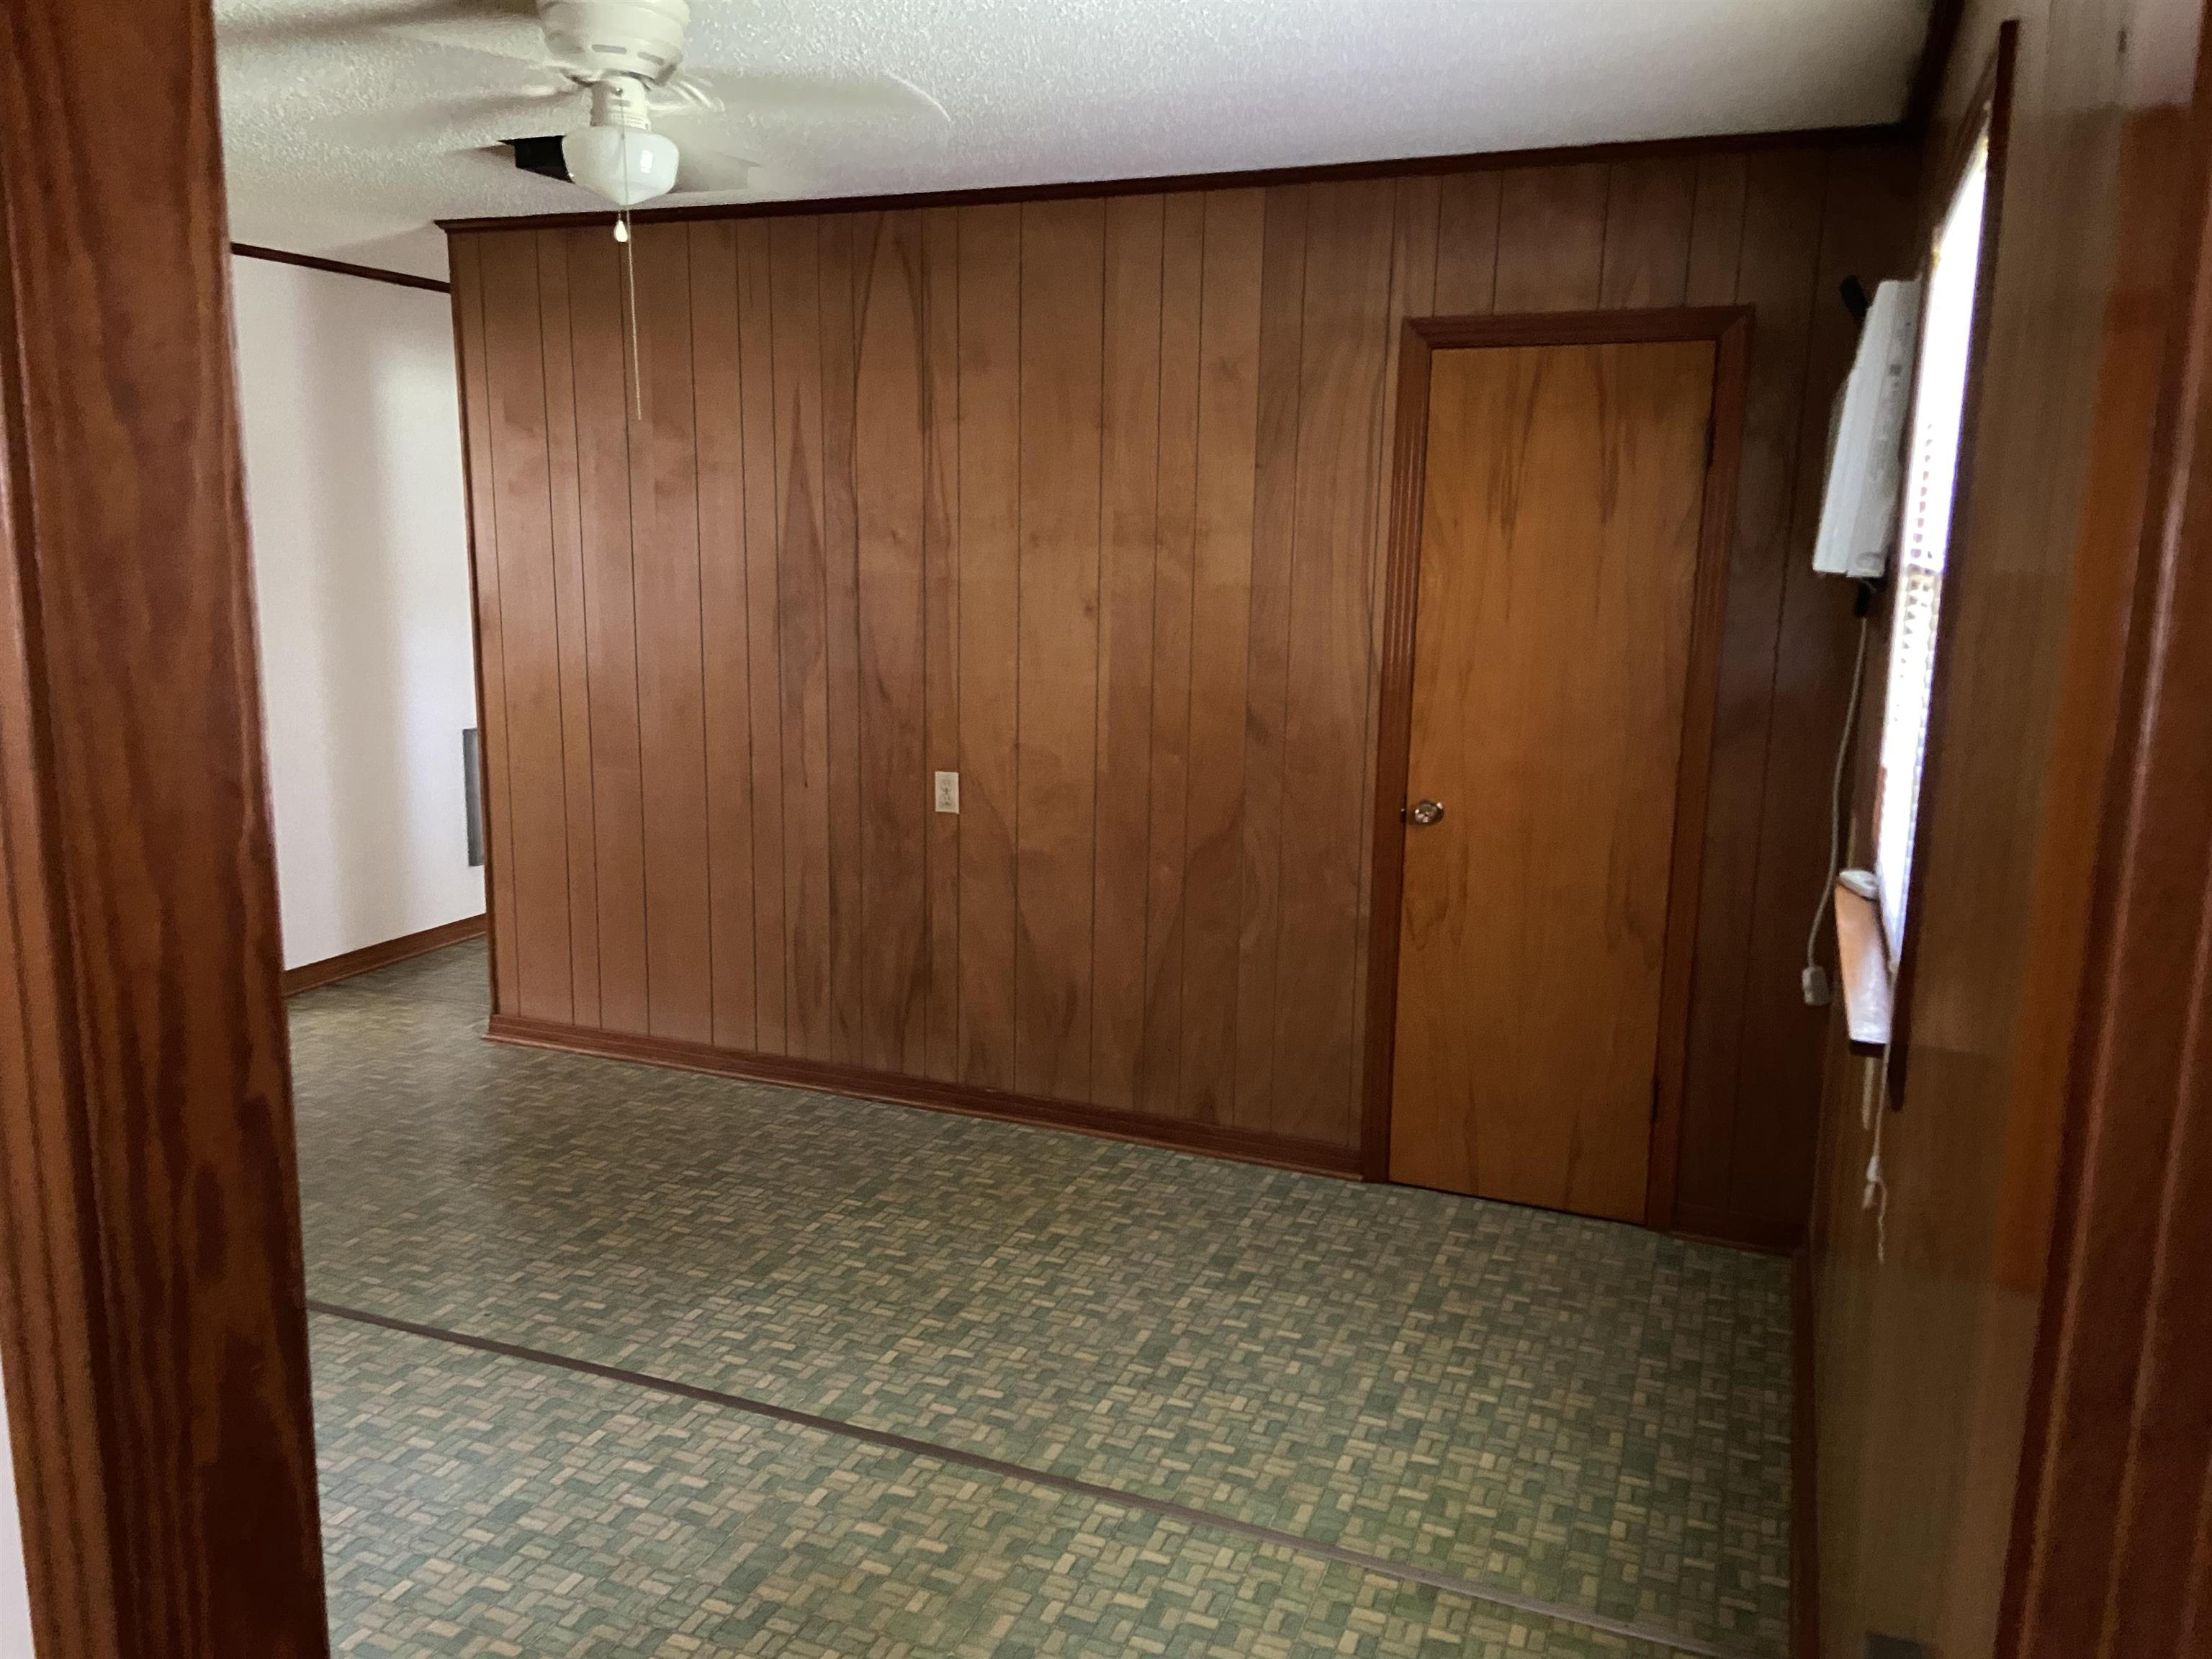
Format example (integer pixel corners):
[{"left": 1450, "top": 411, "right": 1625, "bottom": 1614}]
[
  {"left": 0, "top": 0, "right": 333, "bottom": 1655},
  {"left": 1363, "top": 310, "right": 1750, "bottom": 1226},
  {"left": 1386, "top": 334, "right": 1721, "bottom": 1223}
]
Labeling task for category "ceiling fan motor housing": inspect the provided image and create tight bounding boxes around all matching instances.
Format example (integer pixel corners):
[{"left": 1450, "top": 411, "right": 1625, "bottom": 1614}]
[{"left": 538, "top": 0, "right": 691, "bottom": 84}]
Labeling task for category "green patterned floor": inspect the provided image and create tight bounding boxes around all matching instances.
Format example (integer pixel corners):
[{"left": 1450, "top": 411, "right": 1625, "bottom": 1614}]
[{"left": 296, "top": 943, "right": 1791, "bottom": 1658}]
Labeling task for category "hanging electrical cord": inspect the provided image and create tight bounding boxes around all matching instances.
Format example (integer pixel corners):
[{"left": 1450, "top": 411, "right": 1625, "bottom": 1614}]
[{"left": 1802, "top": 584, "right": 1876, "bottom": 1005}]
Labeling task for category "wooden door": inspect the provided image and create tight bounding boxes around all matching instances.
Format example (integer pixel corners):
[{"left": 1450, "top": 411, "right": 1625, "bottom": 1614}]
[{"left": 1388, "top": 338, "right": 1716, "bottom": 1221}]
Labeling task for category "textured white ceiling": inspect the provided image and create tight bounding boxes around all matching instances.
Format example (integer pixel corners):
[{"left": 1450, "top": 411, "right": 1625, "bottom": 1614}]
[{"left": 217, "top": 0, "right": 1933, "bottom": 281}]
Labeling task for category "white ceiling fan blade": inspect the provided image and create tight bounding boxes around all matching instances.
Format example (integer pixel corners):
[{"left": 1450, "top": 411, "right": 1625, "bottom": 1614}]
[
  {"left": 667, "top": 142, "right": 759, "bottom": 196},
  {"left": 318, "top": 85, "right": 582, "bottom": 151},
  {"left": 217, "top": 0, "right": 539, "bottom": 53},
  {"left": 657, "top": 68, "right": 950, "bottom": 133}
]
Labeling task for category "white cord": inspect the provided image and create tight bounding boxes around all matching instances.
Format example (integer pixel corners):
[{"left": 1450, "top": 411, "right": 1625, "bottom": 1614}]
[
  {"left": 1807, "top": 605, "right": 1874, "bottom": 984},
  {"left": 1862, "top": 1044, "right": 1892, "bottom": 1264}
]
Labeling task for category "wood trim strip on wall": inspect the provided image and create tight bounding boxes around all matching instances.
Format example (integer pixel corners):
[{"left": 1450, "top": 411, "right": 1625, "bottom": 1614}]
[
  {"left": 231, "top": 240, "right": 451, "bottom": 293},
  {"left": 485, "top": 1014, "right": 1364, "bottom": 1177},
  {"left": 0, "top": 0, "right": 332, "bottom": 1652},
  {"left": 283, "top": 915, "right": 489, "bottom": 996}
]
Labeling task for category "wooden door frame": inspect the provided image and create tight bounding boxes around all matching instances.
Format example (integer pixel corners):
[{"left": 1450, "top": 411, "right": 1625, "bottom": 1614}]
[
  {"left": 0, "top": 0, "right": 333, "bottom": 1655},
  {"left": 1357, "top": 307, "right": 1753, "bottom": 1232}
]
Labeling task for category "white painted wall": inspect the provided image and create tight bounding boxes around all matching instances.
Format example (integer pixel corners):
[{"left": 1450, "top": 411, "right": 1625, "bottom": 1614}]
[
  {"left": 232, "top": 256, "right": 483, "bottom": 969},
  {"left": 0, "top": 1352, "right": 30, "bottom": 1656}
]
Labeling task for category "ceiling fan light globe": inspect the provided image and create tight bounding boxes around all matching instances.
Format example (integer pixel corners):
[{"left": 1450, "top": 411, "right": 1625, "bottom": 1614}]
[{"left": 562, "top": 125, "right": 679, "bottom": 205}]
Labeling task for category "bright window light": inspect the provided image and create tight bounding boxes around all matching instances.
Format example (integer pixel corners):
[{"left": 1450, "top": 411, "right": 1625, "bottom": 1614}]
[{"left": 1875, "top": 136, "right": 1988, "bottom": 956}]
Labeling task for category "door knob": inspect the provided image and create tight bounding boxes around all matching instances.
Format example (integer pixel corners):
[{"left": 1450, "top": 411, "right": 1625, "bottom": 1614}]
[{"left": 1408, "top": 799, "right": 1445, "bottom": 827}]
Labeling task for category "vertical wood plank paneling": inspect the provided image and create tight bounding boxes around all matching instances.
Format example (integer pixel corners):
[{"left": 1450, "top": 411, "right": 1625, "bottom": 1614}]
[
  {"left": 565, "top": 229, "right": 650, "bottom": 1033},
  {"left": 920, "top": 207, "right": 963, "bottom": 1081},
  {"left": 535, "top": 230, "right": 602, "bottom": 1028},
  {"left": 1231, "top": 183, "right": 1309, "bottom": 1128},
  {"left": 1090, "top": 194, "right": 1166, "bottom": 1112},
  {"left": 1269, "top": 179, "right": 1395, "bottom": 1143},
  {"left": 456, "top": 142, "right": 1915, "bottom": 1213},
  {"left": 1494, "top": 163, "right": 1611, "bottom": 313},
  {"left": 1686, "top": 153, "right": 1750, "bottom": 307},
  {"left": 770, "top": 217, "right": 835, "bottom": 1058},
  {"left": 691, "top": 220, "right": 757, "bottom": 1050},
  {"left": 734, "top": 221, "right": 789, "bottom": 1052},
  {"left": 1136, "top": 193, "right": 1206, "bottom": 1116},
  {"left": 450, "top": 238, "right": 521, "bottom": 1014},
  {"left": 1677, "top": 149, "right": 1827, "bottom": 1211},
  {"left": 1432, "top": 172, "right": 1499, "bottom": 315},
  {"left": 1730, "top": 145, "right": 1918, "bottom": 1218},
  {"left": 1178, "top": 186, "right": 1266, "bottom": 1123},
  {"left": 1014, "top": 198, "right": 1107, "bottom": 1100},
  {"left": 477, "top": 232, "right": 574, "bottom": 1023},
  {"left": 1599, "top": 156, "right": 1699, "bottom": 310},
  {"left": 1350, "top": 174, "right": 1442, "bottom": 1097},
  {"left": 956, "top": 203, "right": 1022, "bottom": 1089},
  {"left": 855, "top": 210, "right": 930, "bottom": 1073},
  {"left": 820, "top": 215, "right": 868, "bottom": 1061},
  {"left": 627, "top": 225, "right": 712, "bottom": 1041}
]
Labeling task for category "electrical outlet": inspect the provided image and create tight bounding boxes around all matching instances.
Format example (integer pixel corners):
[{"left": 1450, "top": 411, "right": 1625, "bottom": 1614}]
[{"left": 934, "top": 770, "right": 960, "bottom": 814}]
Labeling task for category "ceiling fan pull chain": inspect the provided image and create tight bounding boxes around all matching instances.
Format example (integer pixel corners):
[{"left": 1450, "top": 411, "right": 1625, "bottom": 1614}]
[{"left": 613, "top": 120, "right": 642, "bottom": 423}]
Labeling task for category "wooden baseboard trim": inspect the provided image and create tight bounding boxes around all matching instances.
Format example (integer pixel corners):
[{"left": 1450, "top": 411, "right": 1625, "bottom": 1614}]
[
  {"left": 1791, "top": 1248, "right": 1820, "bottom": 1659},
  {"left": 1672, "top": 1201, "right": 1807, "bottom": 1255},
  {"left": 284, "top": 914, "right": 487, "bottom": 995},
  {"left": 483, "top": 1013, "right": 1364, "bottom": 1178}
]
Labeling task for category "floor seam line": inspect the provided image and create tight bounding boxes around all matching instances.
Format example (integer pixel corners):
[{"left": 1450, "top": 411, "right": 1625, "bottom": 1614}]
[{"left": 307, "top": 1297, "right": 1765, "bottom": 1659}]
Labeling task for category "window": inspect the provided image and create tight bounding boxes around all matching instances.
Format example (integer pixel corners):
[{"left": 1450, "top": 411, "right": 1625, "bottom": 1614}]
[{"left": 1874, "top": 135, "right": 1990, "bottom": 956}]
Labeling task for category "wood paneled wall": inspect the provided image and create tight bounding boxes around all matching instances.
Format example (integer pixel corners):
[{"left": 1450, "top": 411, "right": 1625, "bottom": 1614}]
[
  {"left": 1809, "top": 1, "right": 2209, "bottom": 1652},
  {"left": 450, "top": 135, "right": 1916, "bottom": 1224}
]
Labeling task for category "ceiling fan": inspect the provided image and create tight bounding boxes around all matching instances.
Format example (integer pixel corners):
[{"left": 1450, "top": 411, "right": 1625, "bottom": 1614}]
[{"left": 226, "top": 0, "right": 949, "bottom": 211}]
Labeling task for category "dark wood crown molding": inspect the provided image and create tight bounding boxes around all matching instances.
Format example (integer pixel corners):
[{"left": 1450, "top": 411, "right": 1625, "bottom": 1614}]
[
  {"left": 232, "top": 241, "right": 449, "bottom": 293},
  {"left": 436, "top": 122, "right": 1910, "bottom": 235}
]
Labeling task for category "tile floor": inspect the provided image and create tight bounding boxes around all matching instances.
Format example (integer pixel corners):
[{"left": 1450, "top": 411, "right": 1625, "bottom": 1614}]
[{"left": 295, "top": 942, "right": 1792, "bottom": 1658}]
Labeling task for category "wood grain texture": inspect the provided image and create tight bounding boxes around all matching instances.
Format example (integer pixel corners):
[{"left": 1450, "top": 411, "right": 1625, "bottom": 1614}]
[
  {"left": 535, "top": 230, "right": 603, "bottom": 1027},
  {"left": 451, "top": 134, "right": 1912, "bottom": 1202},
  {"left": 0, "top": 0, "right": 331, "bottom": 1648},
  {"left": 565, "top": 229, "right": 652, "bottom": 1035},
  {"left": 1092, "top": 194, "right": 1166, "bottom": 1112},
  {"left": 1269, "top": 179, "right": 1394, "bottom": 1141},
  {"left": 1136, "top": 193, "right": 1205, "bottom": 1117},
  {"left": 771, "top": 217, "right": 835, "bottom": 1059},
  {"left": 1388, "top": 338, "right": 1717, "bottom": 1222},
  {"left": 629, "top": 226, "right": 713, "bottom": 1042},
  {"left": 1014, "top": 198, "right": 1105, "bottom": 1100},
  {"left": 478, "top": 232, "right": 575, "bottom": 1024},
  {"left": 1231, "top": 183, "right": 1309, "bottom": 1128},
  {"left": 451, "top": 240, "right": 522, "bottom": 1015},
  {"left": 1809, "top": 12, "right": 2212, "bottom": 1658},
  {"left": 691, "top": 221, "right": 758, "bottom": 1051},
  {"left": 953, "top": 204, "right": 1021, "bottom": 1089},
  {"left": 1178, "top": 187, "right": 1265, "bottom": 1123},
  {"left": 855, "top": 211, "right": 930, "bottom": 1073},
  {"left": 819, "top": 216, "right": 867, "bottom": 1064},
  {"left": 920, "top": 207, "right": 962, "bottom": 1080},
  {"left": 734, "top": 220, "right": 788, "bottom": 1053}
]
